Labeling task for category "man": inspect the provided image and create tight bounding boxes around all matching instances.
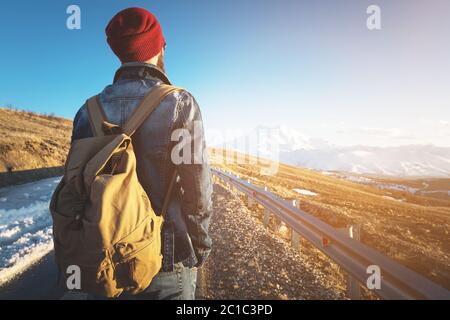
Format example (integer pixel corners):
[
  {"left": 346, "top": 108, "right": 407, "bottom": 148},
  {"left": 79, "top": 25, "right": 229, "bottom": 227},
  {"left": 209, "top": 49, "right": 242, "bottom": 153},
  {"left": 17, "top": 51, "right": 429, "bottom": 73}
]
[{"left": 71, "top": 7, "right": 213, "bottom": 300}]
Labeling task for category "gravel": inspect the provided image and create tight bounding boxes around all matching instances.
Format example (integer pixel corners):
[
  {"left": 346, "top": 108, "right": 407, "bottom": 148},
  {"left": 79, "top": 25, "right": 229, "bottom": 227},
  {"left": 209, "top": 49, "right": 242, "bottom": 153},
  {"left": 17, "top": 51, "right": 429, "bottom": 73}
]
[{"left": 198, "top": 183, "right": 347, "bottom": 300}]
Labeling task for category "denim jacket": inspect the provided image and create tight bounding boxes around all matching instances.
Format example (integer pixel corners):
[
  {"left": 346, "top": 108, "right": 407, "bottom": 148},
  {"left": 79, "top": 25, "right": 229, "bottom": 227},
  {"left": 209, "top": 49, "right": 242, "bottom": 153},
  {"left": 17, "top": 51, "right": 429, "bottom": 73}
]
[{"left": 71, "top": 63, "right": 213, "bottom": 272}]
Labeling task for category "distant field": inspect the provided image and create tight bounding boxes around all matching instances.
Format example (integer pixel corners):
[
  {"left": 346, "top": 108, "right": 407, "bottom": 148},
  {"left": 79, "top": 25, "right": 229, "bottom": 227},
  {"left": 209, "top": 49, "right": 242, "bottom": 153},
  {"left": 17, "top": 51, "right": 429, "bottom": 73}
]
[
  {"left": 210, "top": 149, "right": 450, "bottom": 290},
  {"left": 0, "top": 108, "right": 72, "bottom": 174}
]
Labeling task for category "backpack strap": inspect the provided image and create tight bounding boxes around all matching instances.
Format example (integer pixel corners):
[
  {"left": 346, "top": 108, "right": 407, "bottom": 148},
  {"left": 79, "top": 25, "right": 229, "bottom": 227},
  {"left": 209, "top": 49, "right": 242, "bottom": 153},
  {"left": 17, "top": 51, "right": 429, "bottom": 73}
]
[
  {"left": 123, "top": 84, "right": 182, "bottom": 217},
  {"left": 161, "top": 170, "right": 178, "bottom": 217},
  {"left": 86, "top": 96, "right": 107, "bottom": 137},
  {"left": 123, "top": 84, "right": 182, "bottom": 136},
  {"left": 86, "top": 85, "right": 183, "bottom": 217},
  {"left": 125, "top": 84, "right": 183, "bottom": 217}
]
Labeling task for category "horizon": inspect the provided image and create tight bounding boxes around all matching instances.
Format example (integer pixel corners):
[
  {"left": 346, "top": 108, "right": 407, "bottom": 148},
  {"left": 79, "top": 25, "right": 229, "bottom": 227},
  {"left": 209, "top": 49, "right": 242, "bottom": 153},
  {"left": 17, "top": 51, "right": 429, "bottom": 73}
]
[
  {"left": 2, "top": 105, "right": 450, "bottom": 150},
  {"left": 0, "top": 106, "right": 450, "bottom": 149}
]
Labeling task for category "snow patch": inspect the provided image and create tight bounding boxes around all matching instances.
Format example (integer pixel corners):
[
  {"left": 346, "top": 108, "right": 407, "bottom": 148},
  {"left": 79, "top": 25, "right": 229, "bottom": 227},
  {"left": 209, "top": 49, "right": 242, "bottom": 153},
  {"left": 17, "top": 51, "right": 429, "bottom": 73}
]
[
  {"left": 376, "top": 184, "right": 418, "bottom": 194},
  {"left": 340, "top": 175, "right": 373, "bottom": 184},
  {"left": 293, "top": 189, "right": 318, "bottom": 196},
  {"left": 0, "top": 226, "right": 21, "bottom": 238},
  {"left": 382, "top": 196, "right": 404, "bottom": 202},
  {"left": 0, "top": 240, "right": 53, "bottom": 285},
  {"left": 0, "top": 178, "right": 57, "bottom": 286}
]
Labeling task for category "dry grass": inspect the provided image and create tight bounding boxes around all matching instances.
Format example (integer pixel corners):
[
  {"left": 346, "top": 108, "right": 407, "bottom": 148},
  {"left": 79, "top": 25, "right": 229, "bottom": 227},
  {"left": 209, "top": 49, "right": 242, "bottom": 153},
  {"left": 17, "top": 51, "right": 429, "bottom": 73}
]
[
  {"left": 0, "top": 107, "right": 72, "bottom": 173},
  {"left": 210, "top": 149, "right": 450, "bottom": 290}
]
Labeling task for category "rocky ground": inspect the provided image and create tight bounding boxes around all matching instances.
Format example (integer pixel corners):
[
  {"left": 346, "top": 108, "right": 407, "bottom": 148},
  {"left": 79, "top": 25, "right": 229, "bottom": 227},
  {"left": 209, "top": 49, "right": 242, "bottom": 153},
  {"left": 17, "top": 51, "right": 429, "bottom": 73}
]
[{"left": 198, "top": 183, "right": 347, "bottom": 300}]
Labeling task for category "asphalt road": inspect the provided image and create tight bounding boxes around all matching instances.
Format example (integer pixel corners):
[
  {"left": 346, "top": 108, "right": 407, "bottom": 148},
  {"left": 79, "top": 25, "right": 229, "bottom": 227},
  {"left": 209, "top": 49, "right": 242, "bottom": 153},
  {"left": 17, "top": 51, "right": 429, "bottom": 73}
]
[{"left": 0, "top": 252, "right": 64, "bottom": 300}]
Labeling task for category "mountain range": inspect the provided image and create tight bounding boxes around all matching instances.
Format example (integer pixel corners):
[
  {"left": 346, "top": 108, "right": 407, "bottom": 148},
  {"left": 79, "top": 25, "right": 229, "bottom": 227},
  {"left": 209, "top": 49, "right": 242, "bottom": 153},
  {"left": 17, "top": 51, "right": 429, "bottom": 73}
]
[{"left": 222, "top": 125, "right": 450, "bottom": 177}]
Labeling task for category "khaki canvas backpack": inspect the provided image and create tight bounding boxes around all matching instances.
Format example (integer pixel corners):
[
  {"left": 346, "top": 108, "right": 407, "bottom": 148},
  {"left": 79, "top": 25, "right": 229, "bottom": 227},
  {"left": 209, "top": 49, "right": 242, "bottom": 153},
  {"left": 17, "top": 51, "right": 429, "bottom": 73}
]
[{"left": 50, "top": 84, "right": 181, "bottom": 298}]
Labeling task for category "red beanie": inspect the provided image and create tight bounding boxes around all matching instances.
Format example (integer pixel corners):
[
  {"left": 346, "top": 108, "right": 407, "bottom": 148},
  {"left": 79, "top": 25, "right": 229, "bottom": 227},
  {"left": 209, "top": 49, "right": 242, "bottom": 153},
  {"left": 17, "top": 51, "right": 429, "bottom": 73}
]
[{"left": 106, "top": 8, "right": 165, "bottom": 63}]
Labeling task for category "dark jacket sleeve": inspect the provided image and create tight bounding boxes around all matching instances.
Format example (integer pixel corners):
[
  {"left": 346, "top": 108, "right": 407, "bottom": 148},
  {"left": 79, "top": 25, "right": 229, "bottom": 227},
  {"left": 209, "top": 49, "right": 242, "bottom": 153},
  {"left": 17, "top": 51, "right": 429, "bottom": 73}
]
[
  {"left": 71, "top": 104, "right": 93, "bottom": 143},
  {"left": 174, "top": 91, "right": 214, "bottom": 268}
]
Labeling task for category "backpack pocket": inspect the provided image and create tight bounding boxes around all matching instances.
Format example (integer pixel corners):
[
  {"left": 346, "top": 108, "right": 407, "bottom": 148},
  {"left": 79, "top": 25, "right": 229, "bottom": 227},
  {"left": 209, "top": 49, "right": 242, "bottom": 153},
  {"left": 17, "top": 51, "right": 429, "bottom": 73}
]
[
  {"left": 55, "top": 246, "right": 122, "bottom": 298},
  {"left": 113, "top": 215, "right": 163, "bottom": 294},
  {"left": 78, "top": 258, "right": 121, "bottom": 298}
]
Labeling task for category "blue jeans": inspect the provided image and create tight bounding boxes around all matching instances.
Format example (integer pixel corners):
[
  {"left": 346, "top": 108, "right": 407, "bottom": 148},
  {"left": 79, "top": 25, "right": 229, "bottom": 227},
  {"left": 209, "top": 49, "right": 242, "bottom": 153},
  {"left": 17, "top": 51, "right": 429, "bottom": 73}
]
[
  {"left": 131, "top": 263, "right": 198, "bottom": 300},
  {"left": 83, "top": 263, "right": 197, "bottom": 300}
]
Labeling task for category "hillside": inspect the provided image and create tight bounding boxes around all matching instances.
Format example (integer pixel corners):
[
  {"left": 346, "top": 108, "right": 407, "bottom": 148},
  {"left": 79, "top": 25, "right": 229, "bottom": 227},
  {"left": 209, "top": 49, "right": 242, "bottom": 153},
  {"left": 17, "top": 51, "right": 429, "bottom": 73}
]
[
  {"left": 210, "top": 149, "right": 450, "bottom": 290},
  {"left": 0, "top": 108, "right": 72, "bottom": 173}
]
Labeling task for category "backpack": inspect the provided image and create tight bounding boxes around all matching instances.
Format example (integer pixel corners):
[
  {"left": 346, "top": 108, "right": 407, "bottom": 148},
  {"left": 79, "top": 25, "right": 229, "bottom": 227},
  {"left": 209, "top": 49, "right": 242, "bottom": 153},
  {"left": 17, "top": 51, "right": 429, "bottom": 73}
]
[{"left": 50, "top": 84, "right": 181, "bottom": 298}]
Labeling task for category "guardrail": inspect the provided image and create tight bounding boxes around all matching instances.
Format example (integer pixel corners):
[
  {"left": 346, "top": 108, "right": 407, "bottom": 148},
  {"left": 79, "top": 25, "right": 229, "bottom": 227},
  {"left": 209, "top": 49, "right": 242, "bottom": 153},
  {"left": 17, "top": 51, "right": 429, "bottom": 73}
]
[{"left": 212, "top": 168, "right": 450, "bottom": 300}]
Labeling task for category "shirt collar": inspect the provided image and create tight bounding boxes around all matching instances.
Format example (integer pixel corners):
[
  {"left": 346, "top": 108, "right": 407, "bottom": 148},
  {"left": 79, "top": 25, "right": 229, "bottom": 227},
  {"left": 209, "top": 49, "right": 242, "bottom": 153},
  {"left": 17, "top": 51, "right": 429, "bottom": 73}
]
[{"left": 113, "top": 62, "right": 171, "bottom": 85}]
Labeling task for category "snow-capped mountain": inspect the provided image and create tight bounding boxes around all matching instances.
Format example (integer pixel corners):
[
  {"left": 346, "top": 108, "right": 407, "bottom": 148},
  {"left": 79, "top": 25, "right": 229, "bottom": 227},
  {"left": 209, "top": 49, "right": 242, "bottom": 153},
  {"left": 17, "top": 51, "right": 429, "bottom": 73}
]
[
  {"left": 221, "top": 125, "right": 450, "bottom": 177},
  {"left": 280, "top": 145, "right": 450, "bottom": 177}
]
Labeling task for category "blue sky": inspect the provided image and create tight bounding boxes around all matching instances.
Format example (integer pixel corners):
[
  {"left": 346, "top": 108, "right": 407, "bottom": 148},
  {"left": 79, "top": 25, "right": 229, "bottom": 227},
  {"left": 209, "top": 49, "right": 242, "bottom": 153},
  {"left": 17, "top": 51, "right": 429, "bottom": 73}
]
[{"left": 0, "top": 0, "right": 449, "bottom": 147}]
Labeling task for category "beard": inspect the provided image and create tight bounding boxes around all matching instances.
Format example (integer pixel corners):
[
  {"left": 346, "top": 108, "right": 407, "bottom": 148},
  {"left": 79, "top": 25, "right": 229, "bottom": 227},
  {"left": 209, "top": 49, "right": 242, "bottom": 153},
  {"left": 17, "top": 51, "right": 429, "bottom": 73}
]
[{"left": 156, "top": 51, "right": 165, "bottom": 73}]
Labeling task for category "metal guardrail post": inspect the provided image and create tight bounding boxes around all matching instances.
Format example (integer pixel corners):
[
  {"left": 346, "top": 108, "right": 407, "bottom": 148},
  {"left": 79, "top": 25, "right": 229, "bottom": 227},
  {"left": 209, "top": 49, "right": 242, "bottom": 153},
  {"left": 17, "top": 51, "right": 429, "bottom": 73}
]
[
  {"left": 246, "top": 179, "right": 254, "bottom": 207},
  {"left": 275, "top": 217, "right": 283, "bottom": 232},
  {"left": 341, "top": 225, "right": 362, "bottom": 300},
  {"left": 291, "top": 200, "right": 301, "bottom": 251},
  {"left": 263, "top": 209, "right": 270, "bottom": 227},
  {"left": 247, "top": 195, "right": 254, "bottom": 207},
  {"left": 262, "top": 187, "right": 270, "bottom": 227},
  {"left": 291, "top": 229, "right": 300, "bottom": 251},
  {"left": 230, "top": 181, "right": 237, "bottom": 193}
]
